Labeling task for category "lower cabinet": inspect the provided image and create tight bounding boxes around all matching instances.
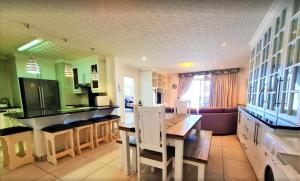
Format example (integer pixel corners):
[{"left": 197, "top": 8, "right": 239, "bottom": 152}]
[{"left": 237, "top": 109, "right": 274, "bottom": 181}]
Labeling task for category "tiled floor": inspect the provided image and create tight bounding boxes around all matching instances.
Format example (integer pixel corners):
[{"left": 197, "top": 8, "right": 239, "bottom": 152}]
[{"left": 0, "top": 135, "right": 257, "bottom": 181}]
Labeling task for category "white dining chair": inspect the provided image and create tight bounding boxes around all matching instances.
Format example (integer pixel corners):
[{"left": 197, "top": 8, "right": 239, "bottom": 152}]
[
  {"left": 134, "top": 106, "right": 174, "bottom": 181},
  {"left": 174, "top": 99, "right": 191, "bottom": 115}
]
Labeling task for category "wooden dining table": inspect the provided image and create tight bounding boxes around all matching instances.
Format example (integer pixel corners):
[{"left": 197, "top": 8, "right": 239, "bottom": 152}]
[{"left": 119, "top": 114, "right": 202, "bottom": 181}]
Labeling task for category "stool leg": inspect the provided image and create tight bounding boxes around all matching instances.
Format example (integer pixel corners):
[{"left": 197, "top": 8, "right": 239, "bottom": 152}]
[
  {"left": 105, "top": 122, "right": 109, "bottom": 143},
  {"left": 130, "top": 148, "right": 137, "bottom": 173},
  {"left": 1, "top": 138, "right": 9, "bottom": 166},
  {"left": 69, "top": 132, "right": 75, "bottom": 158},
  {"left": 108, "top": 121, "right": 112, "bottom": 142},
  {"left": 89, "top": 126, "right": 94, "bottom": 149},
  {"left": 75, "top": 129, "right": 81, "bottom": 155},
  {"left": 49, "top": 135, "right": 57, "bottom": 165},
  {"left": 94, "top": 125, "right": 98, "bottom": 148}
]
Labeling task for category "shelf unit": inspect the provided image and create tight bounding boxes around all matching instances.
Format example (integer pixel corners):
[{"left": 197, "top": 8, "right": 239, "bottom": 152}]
[{"left": 247, "top": 0, "right": 300, "bottom": 126}]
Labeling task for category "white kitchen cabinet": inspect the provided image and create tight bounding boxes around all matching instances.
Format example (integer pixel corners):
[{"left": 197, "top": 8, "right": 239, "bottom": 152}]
[{"left": 238, "top": 108, "right": 274, "bottom": 181}]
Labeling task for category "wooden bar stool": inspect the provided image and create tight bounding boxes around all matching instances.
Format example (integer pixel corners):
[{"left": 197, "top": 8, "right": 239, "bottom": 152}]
[
  {"left": 41, "top": 124, "right": 75, "bottom": 165},
  {"left": 0, "top": 126, "right": 34, "bottom": 170},
  {"left": 106, "top": 115, "right": 121, "bottom": 141},
  {"left": 88, "top": 117, "right": 109, "bottom": 147},
  {"left": 66, "top": 120, "right": 94, "bottom": 155}
]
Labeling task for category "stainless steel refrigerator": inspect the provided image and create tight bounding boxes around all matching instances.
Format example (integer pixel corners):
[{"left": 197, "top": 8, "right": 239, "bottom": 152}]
[{"left": 19, "top": 78, "right": 60, "bottom": 112}]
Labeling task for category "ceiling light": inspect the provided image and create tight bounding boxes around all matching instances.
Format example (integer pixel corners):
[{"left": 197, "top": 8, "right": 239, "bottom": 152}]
[
  {"left": 142, "top": 56, "right": 146, "bottom": 61},
  {"left": 179, "top": 61, "right": 194, "bottom": 68},
  {"left": 64, "top": 64, "right": 73, "bottom": 77},
  {"left": 26, "top": 57, "right": 40, "bottom": 74},
  {"left": 221, "top": 42, "right": 227, "bottom": 47},
  {"left": 18, "top": 39, "right": 44, "bottom": 51}
]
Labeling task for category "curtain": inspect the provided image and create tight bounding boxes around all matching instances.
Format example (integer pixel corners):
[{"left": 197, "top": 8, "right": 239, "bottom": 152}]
[
  {"left": 209, "top": 73, "right": 237, "bottom": 107},
  {"left": 178, "top": 76, "right": 194, "bottom": 99}
]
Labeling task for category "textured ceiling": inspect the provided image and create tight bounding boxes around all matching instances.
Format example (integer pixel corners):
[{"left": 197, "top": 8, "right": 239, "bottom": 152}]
[{"left": 0, "top": 0, "right": 273, "bottom": 73}]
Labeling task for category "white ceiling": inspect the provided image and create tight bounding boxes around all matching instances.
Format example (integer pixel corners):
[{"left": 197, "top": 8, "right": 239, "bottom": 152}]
[{"left": 0, "top": 0, "right": 273, "bottom": 73}]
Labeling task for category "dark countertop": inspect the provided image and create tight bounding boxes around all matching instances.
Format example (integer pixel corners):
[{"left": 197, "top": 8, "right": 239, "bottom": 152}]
[
  {"left": 239, "top": 107, "right": 300, "bottom": 130},
  {"left": 4, "top": 106, "right": 119, "bottom": 119}
]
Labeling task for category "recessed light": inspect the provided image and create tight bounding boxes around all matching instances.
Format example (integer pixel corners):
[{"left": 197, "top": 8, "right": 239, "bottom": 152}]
[
  {"left": 142, "top": 56, "right": 146, "bottom": 61},
  {"left": 18, "top": 39, "right": 44, "bottom": 51},
  {"left": 221, "top": 42, "right": 227, "bottom": 47},
  {"left": 179, "top": 61, "right": 194, "bottom": 68}
]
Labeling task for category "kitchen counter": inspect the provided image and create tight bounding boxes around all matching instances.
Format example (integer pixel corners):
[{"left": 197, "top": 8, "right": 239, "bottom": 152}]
[
  {"left": 239, "top": 107, "right": 300, "bottom": 130},
  {"left": 4, "top": 106, "right": 119, "bottom": 119}
]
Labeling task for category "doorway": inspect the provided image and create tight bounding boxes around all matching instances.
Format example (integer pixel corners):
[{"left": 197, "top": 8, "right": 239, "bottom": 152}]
[{"left": 123, "top": 76, "right": 134, "bottom": 123}]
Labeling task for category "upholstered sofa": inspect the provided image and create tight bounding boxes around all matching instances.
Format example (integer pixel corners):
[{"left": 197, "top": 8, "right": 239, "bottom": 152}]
[{"left": 165, "top": 107, "right": 238, "bottom": 135}]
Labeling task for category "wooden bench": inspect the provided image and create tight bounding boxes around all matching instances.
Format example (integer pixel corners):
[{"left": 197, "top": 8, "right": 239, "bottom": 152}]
[
  {"left": 116, "top": 136, "right": 137, "bottom": 173},
  {"left": 183, "top": 130, "right": 213, "bottom": 181}
]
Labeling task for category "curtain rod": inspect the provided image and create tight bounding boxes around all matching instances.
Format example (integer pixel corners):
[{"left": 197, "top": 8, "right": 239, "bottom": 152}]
[{"left": 178, "top": 68, "right": 240, "bottom": 78}]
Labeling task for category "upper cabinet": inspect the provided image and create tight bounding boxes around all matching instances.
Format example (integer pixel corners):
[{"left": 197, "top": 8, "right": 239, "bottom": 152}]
[
  {"left": 72, "top": 55, "right": 107, "bottom": 93},
  {"left": 247, "top": 0, "right": 300, "bottom": 126}
]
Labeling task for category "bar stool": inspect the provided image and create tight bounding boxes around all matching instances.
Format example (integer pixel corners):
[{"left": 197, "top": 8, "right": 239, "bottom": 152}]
[
  {"left": 0, "top": 126, "right": 34, "bottom": 170},
  {"left": 88, "top": 117, "right": 109, "bottom": 147},
  {"left": 66, "top": 120, "right": 94, "bottom": 155},
  {"left": 105, "top": 115, "right": 121, "bottom": 141},
  {"left": 41, "top": 124, "right": 75, "bottom": 165}
]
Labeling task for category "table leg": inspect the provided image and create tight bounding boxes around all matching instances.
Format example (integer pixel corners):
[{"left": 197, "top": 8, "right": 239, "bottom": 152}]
[
  {"left": 175, "top": 139, "right": 184, "bottom": 181},
  {"left": 120, "top": 130, "right": 130, "bottom": 175}
]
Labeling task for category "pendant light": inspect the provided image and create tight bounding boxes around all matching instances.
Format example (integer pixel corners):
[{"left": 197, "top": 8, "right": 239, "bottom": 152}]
[
  {"left": 24, "top": 23, "right": 41, "bottom": 74},
  {"left": 90, "top": 48, "right": 98, "bottom": 81},
  {"left": 63, "top": 38, "right": 73, "bottom": 77}
]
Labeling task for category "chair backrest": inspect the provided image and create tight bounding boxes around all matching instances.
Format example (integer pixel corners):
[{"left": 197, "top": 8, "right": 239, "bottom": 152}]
[
  {"left": 134, "top": 106, "right": 166, "bottom": 153},
  {"left": 175, "top": 99, "right": 191, "bottom": 115}
]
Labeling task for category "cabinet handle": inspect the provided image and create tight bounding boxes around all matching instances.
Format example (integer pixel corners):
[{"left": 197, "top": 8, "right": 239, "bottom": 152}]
[
  {"left": 255, "top": 123, "right": 260, "bottom": 145},
  {"left": 253, "top": 122, "right": 257, "bottom": 143}
]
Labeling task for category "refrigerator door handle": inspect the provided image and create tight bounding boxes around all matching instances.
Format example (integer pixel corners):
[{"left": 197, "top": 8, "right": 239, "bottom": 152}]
[
  {"left": 38, "top": 86, "right": 43, "bottom": 109},
  {"left": 41, "top": 87, "right": 45, "bottom": 109}
]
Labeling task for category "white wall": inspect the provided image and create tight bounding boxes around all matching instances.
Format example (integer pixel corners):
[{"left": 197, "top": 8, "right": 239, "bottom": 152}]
[
  {"left": 167, "top": 73, "right": 179, "bottom": 107},
  {"left": 114, "top": 60, "right": 140, "bottom": 122}
]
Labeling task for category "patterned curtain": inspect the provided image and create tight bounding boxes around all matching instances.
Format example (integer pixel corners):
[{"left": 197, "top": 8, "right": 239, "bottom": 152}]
[
  {"left": 209, "top": 73, "right": 238, "bottom": 107},
  {"left": 178, "top": 75, "right": 194, "bottom": 99}
]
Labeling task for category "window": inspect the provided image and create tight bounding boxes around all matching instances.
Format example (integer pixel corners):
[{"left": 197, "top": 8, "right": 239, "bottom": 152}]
[{"left": 181, "top": 75, "right": 211, "bottom": 108}]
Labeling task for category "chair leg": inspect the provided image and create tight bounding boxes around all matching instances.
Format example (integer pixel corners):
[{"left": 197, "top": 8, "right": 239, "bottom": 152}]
[
  {"left": 130, "top": 148, "right": 137, "bottom": 173},
  {"left": 105, "top": 122, "right": 109, "bottom": 142},
  {"left": 49, "top": 135, "right": 57, "bottom": 165},
  {"left": 197, "top": 164, "right": 205, "bottom": 181},
  {"left": 162, "top": 167, "right": 167, "bottom": 181},
  {"left": 75, "top": 129, "right": 81, "bottom": 155}
]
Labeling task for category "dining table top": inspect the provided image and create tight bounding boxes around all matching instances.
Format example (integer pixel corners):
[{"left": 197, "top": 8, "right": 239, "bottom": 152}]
[{"left": 119, "top": 114, "right": 202, "bottom": 140}]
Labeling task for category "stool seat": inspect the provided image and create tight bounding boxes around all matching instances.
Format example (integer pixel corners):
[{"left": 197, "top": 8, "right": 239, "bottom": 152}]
[
  {"left": 42, "top": 124, "right": 74, "bottom": 133},
  {"left": 88, "top": 117, "right": 108, "bottom": 123},
  {"left": 0, "top": 126, "right": 33, "bottom": 136},
  {"left": 104, "top": 115, "right": 120, "bottom": 120},
  {"left": 66, "top": 120, "right": 93, "bottom": 127}
]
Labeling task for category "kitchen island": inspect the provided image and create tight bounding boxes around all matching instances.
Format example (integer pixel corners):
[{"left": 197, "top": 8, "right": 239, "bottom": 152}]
[{"left": 4, "top": 106, "right": 119, "bottom": 158}]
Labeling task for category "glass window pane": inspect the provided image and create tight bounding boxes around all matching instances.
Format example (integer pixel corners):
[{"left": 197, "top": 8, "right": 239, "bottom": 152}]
[
  {"left": 281, "top": 8, "right": 287, "bottom": 28},
  {"left": 278, "top": 32, "right": 284, "bottom": 50},
  {"left": 290, "top": 18, "right": 298, "bottom": 42},
  {"left": 289, "top": 93, "right": 299, "bottom": 116},
  {"left": 287, "top": 44, "right": 295, "bottom": 67},
  {"left": 282, "top": 92, "right": 289, "bottom": 114},
  {"left": 275, "top": 16, "right": 280, "bottom": 34},
  {"left": 296, "top": 40, "right": 300, "bottom": 63},
  {"left": 293, "top": 66, "right": 300, "bottom": 90},
  {"left": 294, "top": 0, "right": 300, "bottom": 15},
  {"left": 273, "top": 37, "right": 278, "bottom": 54}
]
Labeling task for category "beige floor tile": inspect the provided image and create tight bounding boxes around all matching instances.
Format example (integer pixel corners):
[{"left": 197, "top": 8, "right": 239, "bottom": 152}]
[
  {"left": 224, "top": 176, "right": 245, "bottom": 181},
  {"left": 51, "top": 157, "right": 104, "bottom": 181},
  {"left": 222, "top": 136, "right": 242, "bottom": 150},
  {"left": 207, "top": 156, "right": 223, "bottom": 175},
  {"left": 35, "top": 173, "right": 61, "bottom": 181},
  {"left": 222, "top": 147, "right": 248, "bottom": 162},
  {"left": 34, "top": 155, "right": 84, "bottom": 173},
  {"left": 109, "top": 157, "right": 123, "bottom": 170},
  {"left": 0, "top": 164, "right": 47, "bottom": 181},
  {"left": 83, "top": 165, "right": 130, "bottom": 181},
  {"left": 85, "top": 146, "right": 120, "bottom": 164},
  {"left": 205, "top": 171, "right": 224, "bottom": 181},
  {"left": 209, "top": 146, "right": 223, "bottom": 157},
  {"left": 211, "top": 136, "right": 222, "bottom": 146},
  {"left": 223, "top": 159, "right": 256, "bottom": 181}
]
